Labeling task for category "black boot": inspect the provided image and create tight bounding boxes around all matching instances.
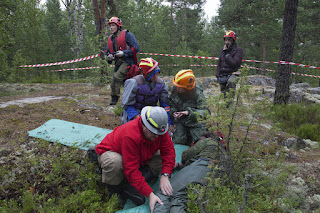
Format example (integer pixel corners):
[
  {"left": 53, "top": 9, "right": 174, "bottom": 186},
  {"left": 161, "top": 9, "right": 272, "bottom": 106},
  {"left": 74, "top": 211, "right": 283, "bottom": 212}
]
[
  {"left": 106, "top": 184, "right": 127, "bottom": 206},
  {"left": 121, "top": 184, "right": 145, "bottom": 206},
  {"left": 87, "top": 147, "right": 102, "bottom": 174},
  {"left": 109, "top": 95, "right": 119, "bottom": 105}
]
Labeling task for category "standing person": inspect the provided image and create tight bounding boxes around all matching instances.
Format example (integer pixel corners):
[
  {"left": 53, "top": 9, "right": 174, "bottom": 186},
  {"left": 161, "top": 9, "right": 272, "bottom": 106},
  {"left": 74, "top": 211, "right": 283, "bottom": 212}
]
[
  {"left": 216, "top": 30, "right": 243, "bottom": 98},
  {"left": 101, "top": 17, "right": 139, "bottom": 105},
  {"left": 121, "top": 58, "right": 173, "bottom": 128},
  {"left": 95, "top": 106, "right": 176, "bottom": 212},
  {"left": 169, "top": 70, "right": 209, "bottom": 146},
  {"left": 153, "top": 132, "right": 227, "bottom": 213}
]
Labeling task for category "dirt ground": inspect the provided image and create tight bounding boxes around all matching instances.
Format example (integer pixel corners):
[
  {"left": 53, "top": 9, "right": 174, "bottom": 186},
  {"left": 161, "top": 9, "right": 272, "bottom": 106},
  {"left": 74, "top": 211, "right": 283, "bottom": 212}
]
[{"left": 0, "top": 83, "right": 121, "bottom": 152}]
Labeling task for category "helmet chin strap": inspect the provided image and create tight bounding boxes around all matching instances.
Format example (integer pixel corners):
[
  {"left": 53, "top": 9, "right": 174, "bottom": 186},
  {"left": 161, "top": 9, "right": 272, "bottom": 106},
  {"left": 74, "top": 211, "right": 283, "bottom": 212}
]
[{"left": 113, "top": 27, "right": 120, "bottom": 35}]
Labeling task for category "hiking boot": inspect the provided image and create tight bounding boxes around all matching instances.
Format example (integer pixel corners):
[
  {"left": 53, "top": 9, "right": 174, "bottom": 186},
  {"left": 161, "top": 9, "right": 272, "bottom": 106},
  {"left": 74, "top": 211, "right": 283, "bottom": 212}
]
[
  {"left": 121, "top": 184, "right": 145, "bottom": 206},
  {"left": 87, "top": 147, "right": 102, "bottom": 174},
  {"left": 110, "top": 96, "right": 119, "bottom": 105},
  {"left": 87, "top": 146, "right": 99, "bottom": 165},
  {"left": 106, "top": 184, "right": 127, "bottom": 207}
]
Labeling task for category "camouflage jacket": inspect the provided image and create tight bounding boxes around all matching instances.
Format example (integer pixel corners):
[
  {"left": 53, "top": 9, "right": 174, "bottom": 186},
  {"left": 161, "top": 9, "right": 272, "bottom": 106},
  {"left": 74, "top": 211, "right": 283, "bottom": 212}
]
[
  {"left": 169, "top": 84, "right": 209, "bottom": 127},
  {"left": 181, "top": 137, "right": 225, "bottom": 166}
]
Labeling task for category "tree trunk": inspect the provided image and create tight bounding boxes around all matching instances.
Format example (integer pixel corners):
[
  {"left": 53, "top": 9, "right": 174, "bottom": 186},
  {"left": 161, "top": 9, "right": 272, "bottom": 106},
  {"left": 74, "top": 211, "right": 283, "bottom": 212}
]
[
  {"left": 61, "top": 0, "right": 73, "bottom": 36},
  {"left": 78, "top": 0, "right": 83, "bottom": 53},
  {"left": 92, "top": 0, "right": 101, "bottom": 35},
  {"left": 274, "top": 0, "right": 298, "bottom": 104},
  {"left": 73, "top": 0, "right": 79, "bottom": 57}
]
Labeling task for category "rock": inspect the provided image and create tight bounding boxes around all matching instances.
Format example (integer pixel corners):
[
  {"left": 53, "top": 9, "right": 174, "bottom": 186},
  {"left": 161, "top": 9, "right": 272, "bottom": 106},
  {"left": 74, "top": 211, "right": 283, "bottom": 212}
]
[
  {"left": 290, "top": 83, "right": 310, "bottom": 89},
  {"left": 307, "top": 87, "right": 320, "bottom": 95},
  {"left": 289, "top": 88, "right": 305, "bottom": 103},
  {"left": 304, "top": 139, "right": 319, "bottom": 149},
  {"left": 246, "top": 76, "right": 276, "bottom": 87}
]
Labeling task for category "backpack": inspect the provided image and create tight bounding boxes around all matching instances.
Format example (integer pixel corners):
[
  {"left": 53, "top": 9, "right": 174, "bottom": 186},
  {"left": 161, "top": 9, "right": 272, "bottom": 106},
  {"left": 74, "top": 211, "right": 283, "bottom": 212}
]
[{"left": 125, "top": 64, "right": 141, "bottom": 80}]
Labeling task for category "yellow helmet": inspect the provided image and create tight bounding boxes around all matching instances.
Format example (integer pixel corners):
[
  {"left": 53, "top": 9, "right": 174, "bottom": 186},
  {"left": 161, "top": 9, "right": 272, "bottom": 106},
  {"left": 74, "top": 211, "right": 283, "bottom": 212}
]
[{"left": 172, "top": 69, "right": 195, "bottom": 90}]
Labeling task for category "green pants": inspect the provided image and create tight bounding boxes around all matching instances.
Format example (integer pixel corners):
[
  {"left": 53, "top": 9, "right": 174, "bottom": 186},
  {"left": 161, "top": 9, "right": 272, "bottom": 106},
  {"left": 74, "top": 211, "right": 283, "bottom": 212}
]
[
  {"left": 154, "top": 159, "right": 211, "bottom": 213},
  {"left": 172, "top": 122, "right": 206, "bottom": 146},
  {"left": 219, "top": 74, "right": 237, "bottom": 98},
  {"left": 111, "top": 62, "right": 128, "bottom": 97}
]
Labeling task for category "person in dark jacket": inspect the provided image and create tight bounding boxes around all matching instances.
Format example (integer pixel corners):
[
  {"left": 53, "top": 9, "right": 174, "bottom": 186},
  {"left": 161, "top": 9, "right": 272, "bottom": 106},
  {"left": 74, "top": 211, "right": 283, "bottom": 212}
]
[
  {"left": 95, "top": 106, "right": 175, "bottom": 212},
  {"left": 153, "top": 132, "right": 227, "bottom": 213},
  {"left": 216, "top": 30, "right": 243, "bottom": 98},
  {"left": 169, "top": 70, "right": 209, "bottom": 146},
  {"left": 121, "top": 58, "right": 173, "bottom": 127},
  {"left": 101, "top": 17, "right": 139, "bottom": 105}
]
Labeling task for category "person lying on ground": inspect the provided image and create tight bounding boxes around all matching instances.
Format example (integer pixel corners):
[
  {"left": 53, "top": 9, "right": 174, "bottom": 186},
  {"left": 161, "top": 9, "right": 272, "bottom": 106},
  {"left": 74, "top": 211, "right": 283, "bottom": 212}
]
[{"left": 153, "top": 131, "right": 227, "bottom": 213}]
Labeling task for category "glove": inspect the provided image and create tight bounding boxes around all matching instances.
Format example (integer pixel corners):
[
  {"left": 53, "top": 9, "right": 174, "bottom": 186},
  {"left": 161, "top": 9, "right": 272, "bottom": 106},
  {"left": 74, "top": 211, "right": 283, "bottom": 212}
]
[
  {"left": 99, "top": 51, "right": 105, "bottom": 60},
  {"left": 115, "top": 50, "right": 124, "bottom": 57},
  {"left": 107, "top": 54, "right": 114, "bottom": 61}
]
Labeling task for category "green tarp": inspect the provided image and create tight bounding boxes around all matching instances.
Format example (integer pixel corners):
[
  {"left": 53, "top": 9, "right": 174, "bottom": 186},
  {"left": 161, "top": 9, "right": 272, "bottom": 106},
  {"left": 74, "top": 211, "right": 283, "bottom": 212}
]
[{"left": 28, "top": 119, "right": 188, "bottom": 213}]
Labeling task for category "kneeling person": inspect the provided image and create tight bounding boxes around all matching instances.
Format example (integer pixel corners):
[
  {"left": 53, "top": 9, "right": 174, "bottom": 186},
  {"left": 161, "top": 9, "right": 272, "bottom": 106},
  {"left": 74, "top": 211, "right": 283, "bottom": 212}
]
[{"left": 95, "top": 106, "right": 176, "bottom": 211}]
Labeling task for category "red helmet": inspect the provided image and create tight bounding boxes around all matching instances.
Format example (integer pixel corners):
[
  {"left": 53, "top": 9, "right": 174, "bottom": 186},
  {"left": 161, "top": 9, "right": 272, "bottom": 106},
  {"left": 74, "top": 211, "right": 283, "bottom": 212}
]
[
  {"left": 223, "top": 30, "right": 237, "bottom": 41},
  {"left": 139, "top": 58, "right": 159, "bottom": 79},
  {"left": 108, "top": 17, "right": 122, "bottom": 27}
]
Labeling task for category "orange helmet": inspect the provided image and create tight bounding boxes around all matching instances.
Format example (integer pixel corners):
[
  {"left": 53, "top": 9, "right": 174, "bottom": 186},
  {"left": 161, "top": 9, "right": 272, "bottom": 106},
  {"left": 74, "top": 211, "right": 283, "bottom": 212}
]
[
  {"left": 223, "top": 30, "right": 237, "bottom": 41},
  {"left": 108, "top": 17, "right": 122, "bottom": 27},
  {"left": 138, "top": 58, "right": 159, "bottom": 79},
  {"left": 172, "top": 69, "right": 195, "bottom": 90}
]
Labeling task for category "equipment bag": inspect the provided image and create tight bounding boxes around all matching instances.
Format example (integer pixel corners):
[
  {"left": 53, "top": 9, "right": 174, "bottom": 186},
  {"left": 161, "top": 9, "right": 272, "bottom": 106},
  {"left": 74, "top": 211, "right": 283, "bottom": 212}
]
[{"left": 125, "top": 64, "right": 141, "bottom": 80}]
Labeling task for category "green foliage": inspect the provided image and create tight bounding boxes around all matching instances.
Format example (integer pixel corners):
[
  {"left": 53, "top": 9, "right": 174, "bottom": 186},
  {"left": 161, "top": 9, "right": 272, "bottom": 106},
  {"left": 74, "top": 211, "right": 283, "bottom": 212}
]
[
  {"left": 271, "top": 103, "right": 320, "bottom": 141},
  {"left": 113, "top": 103, "right": 123, "bottom": 116},
  {"left": 0, "top": 140, "right": 120, "bottom": 212}
]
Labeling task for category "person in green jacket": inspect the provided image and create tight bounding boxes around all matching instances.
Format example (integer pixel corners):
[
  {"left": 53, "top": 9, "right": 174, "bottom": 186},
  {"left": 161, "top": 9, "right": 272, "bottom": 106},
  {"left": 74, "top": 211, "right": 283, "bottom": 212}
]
[
  {"left": 153, "top": 132, "right": 227, "bottom": 213},
  {"left": 169, "top": 69, "right": 209, "bottom": 146}
]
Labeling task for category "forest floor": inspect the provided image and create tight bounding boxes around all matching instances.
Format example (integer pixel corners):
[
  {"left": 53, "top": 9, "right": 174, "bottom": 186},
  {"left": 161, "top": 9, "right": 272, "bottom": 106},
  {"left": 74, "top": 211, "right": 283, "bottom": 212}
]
[{"left": 0, "top": 77, "right": 319, "bottom": 212}]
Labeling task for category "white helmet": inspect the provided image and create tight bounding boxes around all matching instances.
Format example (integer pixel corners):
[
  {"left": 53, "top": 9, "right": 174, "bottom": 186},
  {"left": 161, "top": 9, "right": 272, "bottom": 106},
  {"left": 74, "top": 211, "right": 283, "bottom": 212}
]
[{"left": 141, "top": 106, "right": 168, "bottom": 135}]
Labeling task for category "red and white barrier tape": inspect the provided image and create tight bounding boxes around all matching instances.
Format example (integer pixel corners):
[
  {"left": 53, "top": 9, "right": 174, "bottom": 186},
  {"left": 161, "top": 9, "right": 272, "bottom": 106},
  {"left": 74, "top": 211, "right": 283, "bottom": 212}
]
[
  {"left": 51, "top": 67, "right": 100, "bottom": 72},
  {"left": 19, "top": 54, "right": 99, "bottom": 68},
  {"left": 139, "top": 52, "right": 219, "bottom": 60},
  {"left": 19, "top": 52, "right": 319, "bottom": 71},
  {"left": 140, "top": 52, "right": 320, "bottom": 70}
]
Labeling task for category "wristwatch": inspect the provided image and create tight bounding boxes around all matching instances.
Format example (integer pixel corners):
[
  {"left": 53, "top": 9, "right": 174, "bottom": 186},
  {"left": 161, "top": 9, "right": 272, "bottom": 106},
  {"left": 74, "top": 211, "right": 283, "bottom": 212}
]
[{"left": 161, "top": 173, "right": 170, "bottom": 178}]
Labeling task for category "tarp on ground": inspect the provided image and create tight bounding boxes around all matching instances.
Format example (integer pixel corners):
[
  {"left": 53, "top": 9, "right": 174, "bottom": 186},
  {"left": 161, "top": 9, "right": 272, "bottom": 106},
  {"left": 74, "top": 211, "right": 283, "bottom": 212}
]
[
  {"left": 28, "top": 119, "right": 189, "bottom": 213},
  {"left": 28, "top": 119, "right": 112, "bottom": 149}
]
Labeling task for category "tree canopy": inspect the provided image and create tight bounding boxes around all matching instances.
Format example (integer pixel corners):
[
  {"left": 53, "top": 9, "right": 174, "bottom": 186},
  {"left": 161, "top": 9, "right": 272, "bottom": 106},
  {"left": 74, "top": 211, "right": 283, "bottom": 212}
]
[{"left": 0, "top": 0, "right": 319, "bottom": 85}]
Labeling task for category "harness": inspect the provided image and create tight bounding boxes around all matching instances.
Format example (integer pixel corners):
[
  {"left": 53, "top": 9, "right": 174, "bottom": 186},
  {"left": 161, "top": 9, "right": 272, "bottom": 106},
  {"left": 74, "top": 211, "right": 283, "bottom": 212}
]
[
  {"left": 133, "top": 75, "right": 164, "bottom": 110},
  {"left": 107, "top": 30, "right": 127, "bottom": 54}
]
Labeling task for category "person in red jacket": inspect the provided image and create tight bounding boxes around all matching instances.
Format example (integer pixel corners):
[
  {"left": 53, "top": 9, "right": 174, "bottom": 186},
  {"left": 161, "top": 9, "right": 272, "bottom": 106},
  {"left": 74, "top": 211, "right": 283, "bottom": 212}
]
[{"left": 95, "top": 106, "right": 175, "bottom": 212}]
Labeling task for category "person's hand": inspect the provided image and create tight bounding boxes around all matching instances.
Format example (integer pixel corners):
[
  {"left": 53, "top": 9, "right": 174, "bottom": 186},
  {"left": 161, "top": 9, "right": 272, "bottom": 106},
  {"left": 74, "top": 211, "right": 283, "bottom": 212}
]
[
  {"left": 107, "top": 53, "right": 114, "bottom": 61},
  {"left": 159, "top": 175, "right": 173, "bottom": 196},
  {"left": 223, "top": 44, "right": 228, "bottom": 50},
  {"left": 115, "top": 50, "right": 124, "bottom": 57},
  {"left": 173, "top": 111, "right": 189, "bottom": 119},
  {"left": 169, "top": 125, "right": 175, "bottom": 133},
  {"left": 148, "top": 192, "right": 163, "bottom": 213}
]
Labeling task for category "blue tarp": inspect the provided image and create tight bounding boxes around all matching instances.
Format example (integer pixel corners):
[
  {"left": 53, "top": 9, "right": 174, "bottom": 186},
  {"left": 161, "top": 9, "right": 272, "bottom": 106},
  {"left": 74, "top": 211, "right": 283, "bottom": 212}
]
[{"left": 28, "top": 119, "right": 189, "bottom": 213}]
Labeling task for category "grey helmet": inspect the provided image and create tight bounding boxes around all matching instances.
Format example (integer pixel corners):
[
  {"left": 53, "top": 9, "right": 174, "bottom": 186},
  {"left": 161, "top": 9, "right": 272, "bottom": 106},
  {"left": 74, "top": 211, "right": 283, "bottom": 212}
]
[{"left": 141, "top": 106, "right": 168, "bottom": 135}]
